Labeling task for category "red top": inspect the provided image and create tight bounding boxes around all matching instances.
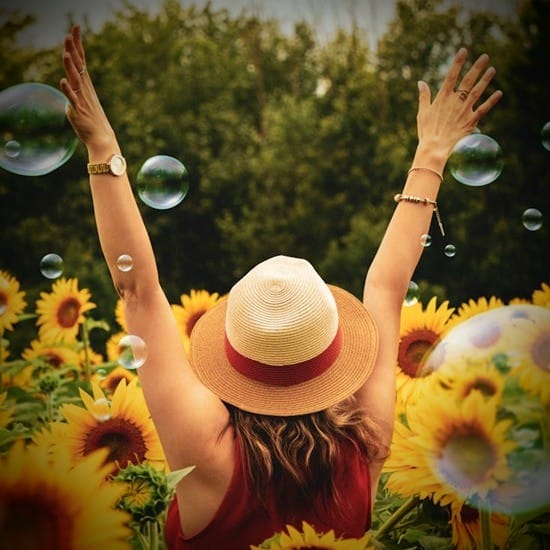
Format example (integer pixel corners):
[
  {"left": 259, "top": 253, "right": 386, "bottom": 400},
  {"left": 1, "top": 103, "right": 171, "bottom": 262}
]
[{"left": 165, "top": 438, "right": 371, "bottom": 550}]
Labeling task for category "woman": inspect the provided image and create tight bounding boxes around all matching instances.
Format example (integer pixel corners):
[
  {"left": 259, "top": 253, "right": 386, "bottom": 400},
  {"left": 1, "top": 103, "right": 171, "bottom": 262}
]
[{"left": 60, "top": 24, "right": 502, "bottom": 548}]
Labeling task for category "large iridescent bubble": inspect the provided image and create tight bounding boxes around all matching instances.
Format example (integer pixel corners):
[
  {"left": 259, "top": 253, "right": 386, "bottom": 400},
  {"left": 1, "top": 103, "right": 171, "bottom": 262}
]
[
  {"left": 421, "top": 305, "right": 550, "bottom": 515},
  {"left": 448, "top": 133, "right": 503, "bottom": 187},
  {"left": 0, "top": 83, "right": 78, "bottom": 176}
]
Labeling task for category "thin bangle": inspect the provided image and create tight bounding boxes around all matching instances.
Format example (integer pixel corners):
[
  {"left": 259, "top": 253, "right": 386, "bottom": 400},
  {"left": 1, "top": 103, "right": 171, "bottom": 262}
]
[
  {"left": 394, "top": 193, "right": 445, "bottom": 236},
  {"left": 408, "top": 166, "right": 444, "bottom": 183}
]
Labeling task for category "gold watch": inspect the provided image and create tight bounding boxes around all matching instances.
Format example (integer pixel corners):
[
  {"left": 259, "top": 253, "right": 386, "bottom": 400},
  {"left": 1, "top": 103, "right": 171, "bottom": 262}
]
[{"left": 87, "top": 154, "right": 127, "bottom": 176}]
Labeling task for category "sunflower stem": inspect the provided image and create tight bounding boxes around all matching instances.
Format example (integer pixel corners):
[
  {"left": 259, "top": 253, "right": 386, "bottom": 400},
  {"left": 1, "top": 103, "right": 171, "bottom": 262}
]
[
  {"left": 479, "top": 506, "right": 493, "bottom": 550},
  {"left": 81, "top": 320, "right": 92, "bottom": 389},
  {"left": 375, "top": 495, "right": 420, "bottom": 539}
]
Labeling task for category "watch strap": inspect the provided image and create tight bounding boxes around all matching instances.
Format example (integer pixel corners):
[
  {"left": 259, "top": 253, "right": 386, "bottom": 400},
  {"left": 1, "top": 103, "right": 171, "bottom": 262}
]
[{"left": 87, "top": 162, "right": 111, "bottom": 175}]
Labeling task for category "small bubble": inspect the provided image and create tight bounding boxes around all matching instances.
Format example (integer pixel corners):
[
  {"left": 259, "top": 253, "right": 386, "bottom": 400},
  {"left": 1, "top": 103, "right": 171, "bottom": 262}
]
[
  {"left": 4, "top": 140, "right": 20, "bottom": 158},
  {"left": 116, "top": 254, "right": 134, "bottom": 272},
  {"left": 405, "top": 280, "right": 419, "bottom": 306},
  {"left": 0, "top": 82, "right": 78, "bottom": 176},
  {"left": 448, "top": 133, "right": 504, "bottom": 187},
  {"left": 92, "top": 398, "right": 111, "bottom": 422},
  {"left": 522, "top": 208, "right": 543, "bottom": 231},
  {"left": 541, "top": 121, "right": 550, "bottom": 151},
  {"left": 420, "top": 234, "right": 432, "bottom": 247},
  {"left": 137, "top": 155, "right": 189, "bottom": 210},
  {"left": 444, "top": 244, "right": 457, "bottom": 257},
  {"left": 94, "top": 368, "right": 107, "bottom": 378},
  {"left": 40, "top": 253, "right": 64, "bottom": 279},
  {"left": 118, "top": 334, "right": 148, "bottom": 370}
]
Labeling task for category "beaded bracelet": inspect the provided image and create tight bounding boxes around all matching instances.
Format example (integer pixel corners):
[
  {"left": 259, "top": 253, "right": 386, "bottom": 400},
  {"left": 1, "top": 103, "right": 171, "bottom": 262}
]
[{"left": 394, "top": 193, "right": 445, "bottom": 236}]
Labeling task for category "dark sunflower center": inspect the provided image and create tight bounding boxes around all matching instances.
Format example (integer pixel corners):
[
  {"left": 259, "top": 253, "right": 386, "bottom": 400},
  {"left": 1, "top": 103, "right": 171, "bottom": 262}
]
[
  {"left": 0, "top": 291, "right": 7, "bottom": 313},
  {"left": 469, "top": 318, "right": 501, "bottom": 348},
  {"left": 83, "top": 417, "right": 148, "bottom": 467},
  {"left": 459, "top": 503, "right": 479, "bottom": 523},
  {"left": 56, "top": 297, "right": 81, "bottom": 328},
  {"left": 44, "top": 352, "right": 64, "bottom": 368},
  {"left": 463, "top": 377, "right": 497, "bottom": 398},
  {"left": 532, "top": 331, "right": 550, "bottom": 372},
  {"left": 2, "top": 494, "right": 70, "bottom": 550},
  {"left": 398, "top": 329, "right": 439, "bottom": 378},
  {"left": 185, "top": 309, "right": 208, "bottom": 337},
  {"left": 438, "top": 425, "right": 497, "bottom": 492}
]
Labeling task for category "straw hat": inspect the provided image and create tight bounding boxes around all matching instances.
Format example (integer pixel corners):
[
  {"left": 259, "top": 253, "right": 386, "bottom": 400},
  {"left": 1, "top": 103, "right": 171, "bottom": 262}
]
[{"left": 190, "top": 255, "right": 378, "bottom": 416}]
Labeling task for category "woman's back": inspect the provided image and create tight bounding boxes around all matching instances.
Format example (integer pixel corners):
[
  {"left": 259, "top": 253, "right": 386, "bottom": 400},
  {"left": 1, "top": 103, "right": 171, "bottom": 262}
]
[{"left": 165, "top": 435, "right": 372, "bottom": 549}]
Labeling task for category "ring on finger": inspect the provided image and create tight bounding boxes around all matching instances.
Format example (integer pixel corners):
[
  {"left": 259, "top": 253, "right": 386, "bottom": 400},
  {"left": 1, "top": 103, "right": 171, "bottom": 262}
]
[
  {"left": 455, "top": 88, "right": 470, "bottom": 101},
  {"left": 72, "top": 87, "right": 81, "bottom": 94},
  {"left": 79, "top": 66, "right": 87, "bottom": 75}
]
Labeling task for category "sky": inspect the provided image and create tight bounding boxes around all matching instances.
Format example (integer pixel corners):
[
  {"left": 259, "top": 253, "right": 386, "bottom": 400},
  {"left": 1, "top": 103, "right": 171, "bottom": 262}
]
[{"left": 6, "top": 0, "right": 520, "bottom": 51}]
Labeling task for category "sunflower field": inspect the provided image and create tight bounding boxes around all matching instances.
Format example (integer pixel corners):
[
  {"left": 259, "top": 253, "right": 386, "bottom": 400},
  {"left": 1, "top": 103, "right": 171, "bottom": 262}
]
[{"left": 0, "top": 268, "right": 548, "bottom": 549}]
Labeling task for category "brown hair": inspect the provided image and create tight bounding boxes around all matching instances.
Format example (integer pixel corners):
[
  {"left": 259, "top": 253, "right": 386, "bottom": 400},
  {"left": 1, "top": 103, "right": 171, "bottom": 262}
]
[{"left": 222, "top": 396, "right": 389, "bottom": 508}]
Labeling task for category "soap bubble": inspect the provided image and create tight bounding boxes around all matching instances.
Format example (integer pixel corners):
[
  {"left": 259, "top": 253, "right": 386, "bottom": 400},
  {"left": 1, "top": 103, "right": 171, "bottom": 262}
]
[
  {"left": 116, "top": 254, "right": 134, "bottom": 272},
  {"left": 40, "top": 253, "right": 64, "bottom": 279},
  {"left": 0, "top": 83, "right": 78, "bottom": 176},
  {"left": 92, "top": 398, "right": 111, "bottom": 422},
  {"left": 405, "top": 280, "right": 419, "bottom": 306},
  {"left": 444, "top": 244, "right": 456, "bottom": 257},
  {"left": 420, "top": 305, "right": 550, "bottom": 515},
  {"left": 522, "top": 208, "right": 543, "bottom": 231},
  {"left": 448, "top": 133, "right": 503, "bottom": 187},
  {"left": 541, "top": 121, "right": 550, "bottom": 151},
  {"left": 118, "top": 334, "right": 148, "bottom": 369},
  {"left": 420, "top": 234, "right": 432, "bottom": 247},
  {"left": 136, "top": 155, "right": 189, "bottom": 209}
]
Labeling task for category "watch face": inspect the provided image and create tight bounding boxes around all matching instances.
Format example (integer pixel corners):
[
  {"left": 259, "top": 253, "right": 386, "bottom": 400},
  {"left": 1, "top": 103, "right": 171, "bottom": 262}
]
[{"left": 110, "top": 155, "right": 127, "bottom": 176}]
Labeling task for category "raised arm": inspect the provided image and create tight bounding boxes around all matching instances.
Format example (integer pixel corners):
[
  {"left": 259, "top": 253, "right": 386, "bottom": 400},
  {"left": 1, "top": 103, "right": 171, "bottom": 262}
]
[
  {"left": 59, "top": 26, "right": 229, "bottom": 471},
  {"left": 356, "top": 49, "right": 502, "bottom": 452}
]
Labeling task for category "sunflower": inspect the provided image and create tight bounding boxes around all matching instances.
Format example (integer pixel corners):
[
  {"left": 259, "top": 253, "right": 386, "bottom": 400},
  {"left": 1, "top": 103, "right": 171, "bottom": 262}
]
[
  {"left": 35, "top": 278, "right": 95, "bottom": 344},
  {"left": 0, "top": 270, "right": 26, "bottom": 332},
  {"left": 532, "top": 282, "right": 550, "bottom": 308},
  {"left": 171, "top": 289, "right": 225, "bottom": 356},
  {"left": 0, "top": 391, "right": 15, "bottom": 428},
  {"left": 450, "top": 501, "right": 511, "bottom": 550},
  {"left": 251, "top": 521, "right": 374, "bottom": 550},
  {"left": 0, "top": 440, "right": 132, "bottom": 549},
  {"left": 59, "top": 379, "right": 165, "bottom": 471},
  {"left": 384, "top": 391, "right": 516, "bottom": 506},
  {"left": 396, "top": 297, "right": 455, "bottom": 404},
  {"left": 106, "top": 330, "right": 127, "bottom": 362},
  {"left": 444, "top": 296, "right": 504, "bottom": 333},
  {"left": 510, "top": 320, "right": 550, "bottom": 404},
  {"left": 434, "top": 360, "right": 506, "bottom": 402},
  {"left": 115, "top": 298, "right": 127, "bottom": 332},
  {"left": 93, "top": 366, "right": 138, "bottom": 395},
  {"left": 22, "top": 338, "right": 81, "bottom": 369}
]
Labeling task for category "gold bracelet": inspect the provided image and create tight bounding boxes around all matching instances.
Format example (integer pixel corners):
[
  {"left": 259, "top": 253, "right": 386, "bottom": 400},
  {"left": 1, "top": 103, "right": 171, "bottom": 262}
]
[
  {"left": 407, "top": 166, "right": 444, "bottom": 183},
  {"left": 394, "top": 193, "right": 445, "bottom": 236}
]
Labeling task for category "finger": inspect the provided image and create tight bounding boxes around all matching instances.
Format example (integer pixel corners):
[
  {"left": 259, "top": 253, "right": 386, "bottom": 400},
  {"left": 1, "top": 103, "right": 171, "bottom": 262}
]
[
  {"left": 440, "top": 48, "right": 468, "bottom": 94},
  {"left": 72, "top": 24, "right": 87, "bottom": 68},
  {"left": 60, "top": 77, "right": 80, "bottom": 105},
  {"left": 455, "top": 53, "right": 490, "bottom": 94},
  {"left": 64, "top": 34, "right": 86, "bottom": 78},
  {"left": 473, "top": 89, "right": 503, "bottom": 122},
  {"left": 417, "top": 80, "right": 431, "bottom": 111},
  {"left": 62, "top": 52, "right": 82, "bottom": 94},
  {"left": 467, "top": 66, "right": 496, "bottom": 105}
]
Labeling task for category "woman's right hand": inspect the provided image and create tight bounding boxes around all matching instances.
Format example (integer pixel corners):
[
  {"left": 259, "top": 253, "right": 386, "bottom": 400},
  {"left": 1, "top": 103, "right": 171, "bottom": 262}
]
[
  {"left": 59, "top": 25, "right": 118, "bottom": 153},
  {"left": 415, "top": 48, "right": 503, "bottom": 165}
]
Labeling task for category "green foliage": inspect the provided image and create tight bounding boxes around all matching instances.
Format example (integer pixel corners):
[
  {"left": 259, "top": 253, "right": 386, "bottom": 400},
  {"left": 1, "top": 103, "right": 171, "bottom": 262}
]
[{"left": 1, "top": 0, "right": 548, "bottom": 323}]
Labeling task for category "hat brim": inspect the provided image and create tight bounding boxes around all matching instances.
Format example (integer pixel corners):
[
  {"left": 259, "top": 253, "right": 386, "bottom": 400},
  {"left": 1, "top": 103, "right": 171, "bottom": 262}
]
[{"left": 189, "top": 285, "right": 379, "bottom": 416}]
